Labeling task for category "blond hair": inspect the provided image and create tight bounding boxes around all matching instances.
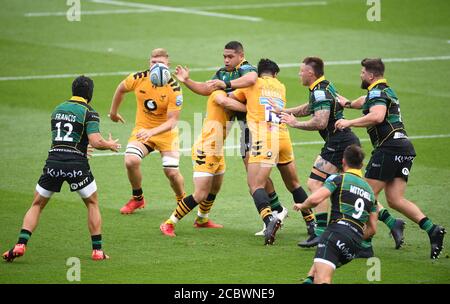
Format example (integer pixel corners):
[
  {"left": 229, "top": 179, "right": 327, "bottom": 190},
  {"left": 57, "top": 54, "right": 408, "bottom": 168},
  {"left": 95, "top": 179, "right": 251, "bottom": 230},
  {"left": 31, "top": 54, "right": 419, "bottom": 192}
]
[{"left": 151, "top": 48, "right": 169, "bottom": 58}]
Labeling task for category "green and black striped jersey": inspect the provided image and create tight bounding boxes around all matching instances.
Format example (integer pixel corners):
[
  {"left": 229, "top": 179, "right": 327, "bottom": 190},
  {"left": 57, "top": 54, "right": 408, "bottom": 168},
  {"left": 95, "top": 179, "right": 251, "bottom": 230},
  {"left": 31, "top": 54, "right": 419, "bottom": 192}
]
[
  {"left": 48, "top": 96, "right": 100, "bottom": 162},
  {"left": 212, "top": 59, "right": 257, "bottom": 94},
  {"left": 324, "top": 169, "right": 377, "bottom": 234},
  {"left": 212, "top": 59, "right": 257, "bottom": 122},
  {"left": 308, "top": 76, "right": 349, "bottom": 142},
  {"left": 363, "top": 79, "right": 415, "bottom": 155}
]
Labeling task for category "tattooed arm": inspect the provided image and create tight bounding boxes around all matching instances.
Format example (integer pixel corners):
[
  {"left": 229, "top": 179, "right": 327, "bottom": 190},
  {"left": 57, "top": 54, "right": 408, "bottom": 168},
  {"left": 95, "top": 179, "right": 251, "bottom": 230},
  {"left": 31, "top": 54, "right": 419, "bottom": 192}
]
[
  {"left": 268, "top": 99, "right": 310, "bottom": 118},
  {"left": 285, "top": 103, "right": 311, "bottom": 117},
  {"left": 280, "top": 109, "right": 330, "bottom": 131}
]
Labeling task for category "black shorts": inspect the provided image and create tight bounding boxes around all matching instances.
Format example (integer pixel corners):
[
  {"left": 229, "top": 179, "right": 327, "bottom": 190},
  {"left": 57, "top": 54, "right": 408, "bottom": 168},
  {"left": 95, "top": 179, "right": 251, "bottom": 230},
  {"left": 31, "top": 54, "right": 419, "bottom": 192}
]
[
  {"left": 314, "top": 223, "right": 363, "bottom": 269},
  {"left": 320, "top": 132, "right": 360, "bottom": 169},
  {"left": 36, "top": 160, "right": 96, "bottom": 197},
  {"left": 234, "top": 114, "right": 250, "bottom": 158},
  {"left": 365, "top": 149, "right": 415, "bottom": 182}
]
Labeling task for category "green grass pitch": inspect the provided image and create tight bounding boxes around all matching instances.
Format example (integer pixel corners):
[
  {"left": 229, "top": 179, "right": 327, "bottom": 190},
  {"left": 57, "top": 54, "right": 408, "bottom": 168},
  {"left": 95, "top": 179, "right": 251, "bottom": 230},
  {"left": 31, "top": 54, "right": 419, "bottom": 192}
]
[{"left": 0, "top": 0, "right": 449, "bottom": 283}]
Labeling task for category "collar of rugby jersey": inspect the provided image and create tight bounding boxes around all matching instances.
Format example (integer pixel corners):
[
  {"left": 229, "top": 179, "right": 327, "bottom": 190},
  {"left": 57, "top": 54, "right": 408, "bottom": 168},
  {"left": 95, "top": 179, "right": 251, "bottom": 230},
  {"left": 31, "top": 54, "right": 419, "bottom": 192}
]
[
  {"left": 70, "top": 96, "right": 88, "bottom": 103},
  {"left": 234, "top": 59, "right": 248, "bottom": 71},
  {"left": 346, "top": 168, "right": 363, "bottom": 177},
  {"left": 309, "top": 76, "right": 326, "bottom": 91},
  {"left": 367, "top": 78, "right": 387, "bottom": 91}
]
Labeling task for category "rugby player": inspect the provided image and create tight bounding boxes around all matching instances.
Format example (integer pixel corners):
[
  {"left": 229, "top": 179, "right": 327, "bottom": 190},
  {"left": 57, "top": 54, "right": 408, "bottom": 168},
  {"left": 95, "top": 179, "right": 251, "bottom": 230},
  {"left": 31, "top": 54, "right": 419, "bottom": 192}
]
[
  {"left": 335, "top": 58, "right": 446, "bottom": 259},
  {"left": 159, "top": 42, "right": 287, "bottom": 236},
  {"left": 295, "top": 144, "right": 377, "bottom": 284},
  {"left": 216, "top": 58, "right": 312, "bottom": 245},
  {"left": 276, "top": 57, "right": 361, "bottom": 247},
  {"left": 109, "top": 48, "right": 186, "bottom": 214},
  {"left": 3, "top": 76, "right": 121, "bottom": 262}
]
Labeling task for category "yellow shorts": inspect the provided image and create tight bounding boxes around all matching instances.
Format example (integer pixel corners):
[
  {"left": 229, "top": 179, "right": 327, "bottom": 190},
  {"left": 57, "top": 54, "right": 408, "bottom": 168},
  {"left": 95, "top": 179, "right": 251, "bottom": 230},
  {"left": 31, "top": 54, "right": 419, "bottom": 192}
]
[
  {"left": 129, "top": 127, "right": 179, "bottom": 152},
  {"left": 192, "top": 144, "right": 226, "bottom": 176},
  {"left": 248, "top": 125, "right": 294, "bottom": 166}
]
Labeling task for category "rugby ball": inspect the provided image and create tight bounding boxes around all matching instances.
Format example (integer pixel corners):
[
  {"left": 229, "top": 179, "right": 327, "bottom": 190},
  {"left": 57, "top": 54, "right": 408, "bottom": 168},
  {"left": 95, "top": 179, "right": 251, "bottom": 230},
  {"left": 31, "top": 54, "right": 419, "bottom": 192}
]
[{"left": 150, "top": 63, "right": 171, "bottom": 87}]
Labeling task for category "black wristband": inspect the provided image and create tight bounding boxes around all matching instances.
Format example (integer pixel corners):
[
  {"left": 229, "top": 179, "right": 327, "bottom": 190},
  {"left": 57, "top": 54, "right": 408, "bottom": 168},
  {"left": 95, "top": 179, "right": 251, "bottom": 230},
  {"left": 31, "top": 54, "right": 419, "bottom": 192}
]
[
  {"left": 345, "top": 101, "right": 352, "bottom": 108},
  {"left": 224, "top": 79, "right": 232, "bottom": 89}
]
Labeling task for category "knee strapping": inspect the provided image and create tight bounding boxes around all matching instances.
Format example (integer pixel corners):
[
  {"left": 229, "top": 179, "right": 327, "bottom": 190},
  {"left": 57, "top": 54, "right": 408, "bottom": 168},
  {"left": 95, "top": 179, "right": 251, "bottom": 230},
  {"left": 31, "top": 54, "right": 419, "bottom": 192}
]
[{"left": 162, "top": 156, "right": 179, "bottom": 169}]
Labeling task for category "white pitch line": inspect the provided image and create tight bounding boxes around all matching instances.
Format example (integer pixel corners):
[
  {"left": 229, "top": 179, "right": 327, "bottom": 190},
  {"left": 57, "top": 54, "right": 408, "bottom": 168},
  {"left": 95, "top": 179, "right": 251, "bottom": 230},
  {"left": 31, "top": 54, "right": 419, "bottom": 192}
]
[
  {"left": 89, "top": 0, "right": 262, "bottom": 22},
  {"left": 25, "top": 9, "right": 156, "bottom": 17},
  {"left": 191, "top": 1, "right": 328, "bottom": 10},
  {"left": 91, "top": 134, "right": 450, "bottom": 157},
  {"left": 278, "top": 55, "right": 450, "bottom": 68},
  {"left": 1, "top": 55, "right": 449, "bottom": 82},
  {"left": 25, "top": 1, "right": 327, "bottom": 17}
]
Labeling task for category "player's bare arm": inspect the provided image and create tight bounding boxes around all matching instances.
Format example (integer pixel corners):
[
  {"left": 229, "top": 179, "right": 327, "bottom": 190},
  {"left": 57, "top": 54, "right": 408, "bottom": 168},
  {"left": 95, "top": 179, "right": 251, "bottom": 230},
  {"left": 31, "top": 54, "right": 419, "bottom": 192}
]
[
  {"left": 363, "top": 212, "right": 378, "bottom": 240},
  {"left": 268, "top": 99, "right": 309, "bottom": 117},
  {"left": 293, "top": 187, "right": 331, "bottom": 211},
  {"left": 208, "top": 71, "right": 258, "bottom": 91},
  {"left": 215, "top": 94, "right": 247, "bottom": 112},
  {"left": 335, "top": 105, "right": 385, "bottom": 130},
  {"left": 280, "top": 109, "right": 330, "bottom": 131},
  {"left": 337, "top": 94, "right": 366, "bottom": 110},
  {"left": 88, "top": 132, "right": 121, "bottom": 152},
  {"left": 136, "top": 110, "right": 180, "bottom": 142},
  {"left": 174, "top": 65, "right": 215, "bottom": 96},
  {"left": 289, "top": 103, "right": 311, "bottom": 117},
  {"left": 109, "top": 81, "right": 128, "bottom": 123}
]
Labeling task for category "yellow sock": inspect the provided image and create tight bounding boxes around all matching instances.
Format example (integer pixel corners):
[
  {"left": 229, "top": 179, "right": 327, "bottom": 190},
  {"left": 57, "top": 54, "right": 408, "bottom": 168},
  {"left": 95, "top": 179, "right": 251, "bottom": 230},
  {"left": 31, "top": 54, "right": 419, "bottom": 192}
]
[
  {"left": 176, "top": 192, "right": 186, "bottom": 203},
  {"left": 195, "top": 216, "right": 209, "bottom": 224},
  {"left": 165, "top": 218, "right": 175, "bottom": 225}
]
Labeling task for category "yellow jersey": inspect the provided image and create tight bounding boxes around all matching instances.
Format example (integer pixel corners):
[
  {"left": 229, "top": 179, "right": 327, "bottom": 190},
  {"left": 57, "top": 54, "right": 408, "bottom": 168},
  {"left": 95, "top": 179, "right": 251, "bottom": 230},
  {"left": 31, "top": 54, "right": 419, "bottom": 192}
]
[
  {"left": 194, "top": 91, "right": 232, "bottom": 155},
  {"left": 233, "top": 76, "right": 287, "bottom": 130},
  {"left": 123, "top": 70, "right": 183, "bottom": 129}
]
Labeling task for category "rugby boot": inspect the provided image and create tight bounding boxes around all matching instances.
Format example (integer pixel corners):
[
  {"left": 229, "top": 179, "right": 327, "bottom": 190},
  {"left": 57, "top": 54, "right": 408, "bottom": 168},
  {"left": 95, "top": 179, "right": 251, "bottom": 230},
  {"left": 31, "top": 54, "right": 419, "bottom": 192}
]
[
  {"left": 390, "top": 219, "right": 406, "bottom": 249},
  {"left": 2, "top": 244, "right": 26, "bottom": 262},
  {"left": 193, "top": 219, "right": 223, "bottom": 228},
  {"left": 264, "top": 217, "right": 282, "bottom": 245},
  {"left": 120, "top": 197, "right": 146, "bottom": 214},
  {"left": 160, "top": 222, "right": 176, "bottom": 237},
  {"left": 429, "top": 225, "right": 446, "bottom": 259},
  {"left": 92, "top": 250, "right": 109, "bottom": 261},
  {"left": 298, "top": 233, "right": 321, "bottom": 248}
]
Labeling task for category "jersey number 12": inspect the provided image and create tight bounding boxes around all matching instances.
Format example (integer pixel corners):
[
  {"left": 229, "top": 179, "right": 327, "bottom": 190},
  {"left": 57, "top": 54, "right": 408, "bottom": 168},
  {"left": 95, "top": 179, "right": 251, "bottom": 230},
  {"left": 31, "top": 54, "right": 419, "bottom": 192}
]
[{"left": 55, "top": 122, "right": 74, "bottom": 142}]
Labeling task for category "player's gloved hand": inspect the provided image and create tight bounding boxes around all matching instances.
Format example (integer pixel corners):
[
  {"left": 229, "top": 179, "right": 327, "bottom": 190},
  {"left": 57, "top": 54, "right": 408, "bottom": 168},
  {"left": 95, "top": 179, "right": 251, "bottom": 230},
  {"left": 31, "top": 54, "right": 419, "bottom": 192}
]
[{"left": 108, "top": 112, "right": 125, "bottom": 123}]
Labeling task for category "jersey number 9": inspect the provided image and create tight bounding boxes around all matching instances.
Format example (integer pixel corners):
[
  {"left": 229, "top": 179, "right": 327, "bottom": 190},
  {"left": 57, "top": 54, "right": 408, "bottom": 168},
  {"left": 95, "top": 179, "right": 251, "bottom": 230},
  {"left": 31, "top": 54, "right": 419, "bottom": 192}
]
[{"left": 352, "top": 198, "right": 365, "bottom": 219}]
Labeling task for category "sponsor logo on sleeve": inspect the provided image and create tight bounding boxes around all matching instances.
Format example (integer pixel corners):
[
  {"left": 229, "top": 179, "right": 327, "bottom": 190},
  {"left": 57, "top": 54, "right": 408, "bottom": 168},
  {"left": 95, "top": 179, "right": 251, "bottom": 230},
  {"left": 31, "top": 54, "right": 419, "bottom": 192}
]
[
  {"left": 176, "top": 95, "right": 183, "bottom": 106},
  {"left": 314, "top": 90, "right": 327, "bottom": 101},
  {"left": 369, "top": 89, "right": 381, "bottom": 99}
]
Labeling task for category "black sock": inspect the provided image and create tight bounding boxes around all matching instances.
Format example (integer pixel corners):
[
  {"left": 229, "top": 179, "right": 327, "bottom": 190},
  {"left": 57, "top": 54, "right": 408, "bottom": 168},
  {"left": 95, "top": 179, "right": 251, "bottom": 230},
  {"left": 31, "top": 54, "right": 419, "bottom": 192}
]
[
  {"left": 17, "top": 229, "right": 32, "bottom": 245},
  {"left": 291, "top": 187, "right": 314, "bottom": 221},
  {"left": 133, "top": 188, "right": 144, "bottom": 201},
  {"left": 291, "top": 186, "right": 308, "bottom": 204},
  {"left": 173, "top": 194, "right": 199, "bottom": 221},
  {"left": 252, "top": 188, "right": 272, "bottom": 225},
  {"left": 91, "top": 234, "right": 102, "bottom": 250}
]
